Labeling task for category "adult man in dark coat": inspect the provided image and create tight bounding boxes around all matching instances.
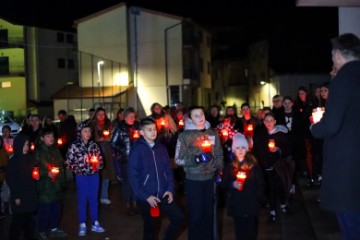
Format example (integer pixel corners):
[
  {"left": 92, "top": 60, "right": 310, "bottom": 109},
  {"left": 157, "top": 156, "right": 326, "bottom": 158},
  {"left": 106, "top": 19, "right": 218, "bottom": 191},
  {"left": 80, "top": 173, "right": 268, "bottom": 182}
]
[{"left": 310, "top": 33, "right": 360, "bottom": 240}]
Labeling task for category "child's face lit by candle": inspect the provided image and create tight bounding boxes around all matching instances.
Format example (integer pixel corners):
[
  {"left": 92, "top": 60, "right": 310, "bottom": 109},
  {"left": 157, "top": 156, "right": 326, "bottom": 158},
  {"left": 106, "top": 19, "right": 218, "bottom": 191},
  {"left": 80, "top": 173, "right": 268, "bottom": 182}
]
[
  {"left": 189, "top": 108, "right": 206, "bottom": 130},
  {"left": 81, "top": 127, "right": 92, "bottom": 142},
  {"left": 264, "top": 115, "right": 276, "bottom": 132},
  {"left": 234, "top": 146, "right": 247, "bottom": 161},
  {"left": 125, "top": 112, "right": 136, "bottom": 126},
  {"left": 41, "top": 132, "right": 55, "bottom": 146}
]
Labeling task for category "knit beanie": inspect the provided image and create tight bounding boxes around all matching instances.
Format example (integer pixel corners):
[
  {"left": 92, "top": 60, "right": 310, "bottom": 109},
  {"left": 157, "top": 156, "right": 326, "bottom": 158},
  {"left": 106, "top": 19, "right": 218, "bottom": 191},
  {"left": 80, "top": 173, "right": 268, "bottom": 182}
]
[{"left": 232, "top": 133, "right": 249, "bottom": 152}]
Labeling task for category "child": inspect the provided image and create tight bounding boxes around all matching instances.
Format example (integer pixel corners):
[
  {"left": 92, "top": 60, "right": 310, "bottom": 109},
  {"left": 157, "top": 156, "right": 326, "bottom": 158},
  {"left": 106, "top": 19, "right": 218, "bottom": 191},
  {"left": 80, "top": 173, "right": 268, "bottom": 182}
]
[
  {"left": 174, "top": 106, "right": 224, "bottom": 239},
  {"left": 128, "top": 117, "right": 184, "bottom": 240},
  {"left": 32, "top": 127, "right": 67, "bottom": 240},
  {"left": 221, "top": 133, "right": 264, "bottom": 240},
  {"left": 2, "top": 125, "right": 14, "bottom": 157},
  {"left": 6, "top": 135, "right": 37, "bottom": 239},
  {"left": 66, "top": 121, "right": 105, "bottom": 237},
  {"left": 252, "top": 112, "right": 293, "bottom": 223}
]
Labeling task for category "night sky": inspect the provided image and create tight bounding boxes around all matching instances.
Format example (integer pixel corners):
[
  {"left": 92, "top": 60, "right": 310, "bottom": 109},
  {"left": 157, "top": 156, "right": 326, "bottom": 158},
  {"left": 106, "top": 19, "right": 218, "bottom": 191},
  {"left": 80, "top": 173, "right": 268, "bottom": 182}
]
[{"left": 1, "top": 0, "right": 338, "bottom": 72}]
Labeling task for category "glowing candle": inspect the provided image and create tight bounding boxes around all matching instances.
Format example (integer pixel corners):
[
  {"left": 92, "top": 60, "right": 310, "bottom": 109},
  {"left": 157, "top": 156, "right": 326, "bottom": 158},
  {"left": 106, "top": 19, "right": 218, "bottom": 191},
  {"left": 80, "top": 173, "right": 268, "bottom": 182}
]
[
  {"left": 160, "top": 118, "right": 165, "bottom": 126},
  {"left": 103, "top": 130, "right": 110, "bottom": 138},
  {"left": 32, "top": 167, "right": 39, "bottom": 180},
  {"left": 312, "top": 107, "right": 325, "bottom": 124},
  {"left": 178, "top": 119, "right": 184, "bottom": 126},
  {"left": 222, "top": 129, "right": 229, "bottom": 137},
  {"left": 30, "top": 143, "right": 35, "bottom": 151},
  {"left": 57, "top": 138, "right": 63, "bottom": 146},
  {"left": 247, "top": 124, "right": 253, "bottom": 131},
  {"left": 268, "top": 139, "right": 276, "bottom": 152},
  {"left": 90, "top": 156, "right": 99, "bottom": 171},
  {"left": 201, "top": 140, "right": 212, "bottom": 153},
  {"left": 236, "top": 171, "right": 247, "bottom": 190},
  {"left": 133, "top": 130, "right": 140, "bottom": 140},
  {"left": 150, "top": 205, "right": 160, "bottom": 217},
  {"left": 7, "top": 145, "right": 13, "bottom": 154},
  {"left": 50, "top": 166, "right": 59, "bottom": 182}
]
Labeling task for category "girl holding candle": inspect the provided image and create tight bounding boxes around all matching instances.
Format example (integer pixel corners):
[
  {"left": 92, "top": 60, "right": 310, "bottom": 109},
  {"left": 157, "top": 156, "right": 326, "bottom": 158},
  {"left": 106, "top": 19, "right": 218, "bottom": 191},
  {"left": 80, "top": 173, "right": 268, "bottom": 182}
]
[
  {"left": 6, "top": 135, "right": 37, "bottom": 239},
  {"left": 0, "top": 136, "right": 9, "bottom": 218},
  {"left": 31, "top": 127, "right": 67, "bottom": 239},
  {"left": 252, "top": 112, "right": 293, "bottom": 223},
  {"left": 2, "top": 125, "right": 14, "bottom": 157},
  {"left": 110, "top": 107, "right": 140, "bottom": 216},
  {"left": 91, "top": 107, "right": 116, "bottom": 204},
  {"left": 66, "top": 121, "right": 105, "bottom": 237},
  {"left": 221, "top": 133, "right": 264, "bottom": 240}
]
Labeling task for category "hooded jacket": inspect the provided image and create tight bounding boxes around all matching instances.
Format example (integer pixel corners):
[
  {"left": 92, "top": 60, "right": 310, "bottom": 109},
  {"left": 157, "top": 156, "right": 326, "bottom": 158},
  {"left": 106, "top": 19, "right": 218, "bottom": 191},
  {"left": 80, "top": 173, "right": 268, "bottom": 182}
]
[
  {"left": 128, "top": 137, "right": 175, "bottom": 201},
  {"left": 174, "top": 118, "right": 224, "bottom": 181},
  {"left": 6, "top": 135, "right": 37, "bottom": 213}
]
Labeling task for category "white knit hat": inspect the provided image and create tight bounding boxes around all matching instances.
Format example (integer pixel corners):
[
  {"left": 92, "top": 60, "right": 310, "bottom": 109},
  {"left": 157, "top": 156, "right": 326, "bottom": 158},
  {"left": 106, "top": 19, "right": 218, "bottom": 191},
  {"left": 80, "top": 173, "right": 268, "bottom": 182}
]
[{"left": 232, "top": 133, "right": 249, "bottom": 152}]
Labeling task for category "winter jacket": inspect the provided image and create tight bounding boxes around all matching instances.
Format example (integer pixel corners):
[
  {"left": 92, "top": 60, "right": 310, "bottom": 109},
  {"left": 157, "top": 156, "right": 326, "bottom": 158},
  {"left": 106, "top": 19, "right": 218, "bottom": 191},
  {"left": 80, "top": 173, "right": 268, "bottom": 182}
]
[
  {"left": 32, "top": 141, "right": 66, "bottom": 203},
  {"left": 221, "top": 162, "right": 265, "bottom": 216},
  {"left": 6, "top": 135, "right": 37, "bottom": 213},
  {"left": 175, "top": 119, "right": 224, "bottom": 181},
  {"left": 128, "top": 137, "right": 175, "bottom": 202},
  {"left": 65, "top": 138, "right": 103, "bottom": 176},
  {"left": 311, "top": 60, "right": 360, "bottom": 213}
]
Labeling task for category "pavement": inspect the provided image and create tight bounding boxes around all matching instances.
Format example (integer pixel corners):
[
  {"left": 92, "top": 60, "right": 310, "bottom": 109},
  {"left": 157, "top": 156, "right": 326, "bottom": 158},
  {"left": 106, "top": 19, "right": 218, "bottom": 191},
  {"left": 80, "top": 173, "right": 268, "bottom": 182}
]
[{"left": 0, "top": 173, "right": 341, "bottom": 240}]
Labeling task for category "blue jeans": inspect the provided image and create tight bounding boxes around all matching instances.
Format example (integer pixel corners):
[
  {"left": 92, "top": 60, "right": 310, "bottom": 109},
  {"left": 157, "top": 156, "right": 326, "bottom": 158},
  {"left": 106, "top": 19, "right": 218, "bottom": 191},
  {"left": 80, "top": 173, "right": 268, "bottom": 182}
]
[
  {"left": 336, "top": 211, "right": 360, "bottom": 240},
  {"left": 76, "top": 173, "right": 99, "bottom": 223}
]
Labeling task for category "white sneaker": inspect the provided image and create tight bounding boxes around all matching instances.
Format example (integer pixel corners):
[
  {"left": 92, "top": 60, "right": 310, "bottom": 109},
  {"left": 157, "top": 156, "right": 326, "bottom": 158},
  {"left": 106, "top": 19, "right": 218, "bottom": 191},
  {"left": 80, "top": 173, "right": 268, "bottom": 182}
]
[
  {"left": 100, "top": 198, "right": 111, "bottom": 204},
  {"left": 289, "top": 184, "right": 296, "bottom": 194},
  {"left": 91, "top": 224, "right": 105, "bottom": 233}
]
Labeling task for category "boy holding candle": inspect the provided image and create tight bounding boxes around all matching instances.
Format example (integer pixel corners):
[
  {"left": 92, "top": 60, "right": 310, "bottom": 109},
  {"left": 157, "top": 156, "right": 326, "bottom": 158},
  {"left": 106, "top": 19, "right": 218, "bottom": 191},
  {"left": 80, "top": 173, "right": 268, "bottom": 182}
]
[
  {"left": 65, "top": 121, "right": 105, "bottom": 237},
  {"left": 221, "top": 133, "right": 265, "bottom": 240},
  {"left": 128, "top": 117, "right": 184, "bottom": 240},
  {"left": 174, "top": 106, "right": 224, "bottom": 240},
  {"left": 32, "top": 127, "right": 67, "bottom": 240}
]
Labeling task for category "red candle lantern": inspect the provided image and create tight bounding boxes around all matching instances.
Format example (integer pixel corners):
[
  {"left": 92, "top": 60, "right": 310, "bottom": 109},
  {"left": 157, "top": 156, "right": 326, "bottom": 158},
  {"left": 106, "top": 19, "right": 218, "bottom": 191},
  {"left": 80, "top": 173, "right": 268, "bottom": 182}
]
[
  {"left": 201, "top": 140, "right": 212, "bottom": 153},
  {"left": 50, "top": 166, "right": 59, "bottom": 182},
  {"left": 57, "top": 138, "right": 63, "bottom": 146},
  {"left": 160, "top": 118, "right": 165, "bottom": 126},
  {"left": 32, "top": 167, "right": 40, "bottom": 180},
  {"left": 247, "top": 124, "right": 253, "bottom": 132},
  {"left": 222, "top": 129, "right": 229, "bottom": 137},
  {"left": 6, "top": 145, "right": 14, "bottom": 154},
  {"left": 268, "top": 139, "right": 276, "bottom": 152},
  {"left": 103, "top": 130, "right": 110, "bottom": 138},
  {"left": 178, "top": 119, "right": 184, "bottom": 127},
  {"left": 90, "top": 155, "right": 99, "bottom": 171},
  {"left": 150, "top": 205, "right": 160, "bottom": 217},
  {"left": 236, "top": 171, "right": 247, "bottom": 190},
  {"left": 30, "top": 143, "right": 35, "bottom": 151},
  {"left": 133, "top": 130, "right": 140, "bottom": 140}
]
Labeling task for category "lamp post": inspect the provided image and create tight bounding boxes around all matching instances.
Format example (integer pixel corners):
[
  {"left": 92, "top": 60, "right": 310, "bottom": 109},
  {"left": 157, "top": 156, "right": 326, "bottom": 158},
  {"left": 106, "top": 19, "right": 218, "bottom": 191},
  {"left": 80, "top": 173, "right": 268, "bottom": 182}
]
[{"left": 97, "top": 60, "right": 104, "bottom": 106}]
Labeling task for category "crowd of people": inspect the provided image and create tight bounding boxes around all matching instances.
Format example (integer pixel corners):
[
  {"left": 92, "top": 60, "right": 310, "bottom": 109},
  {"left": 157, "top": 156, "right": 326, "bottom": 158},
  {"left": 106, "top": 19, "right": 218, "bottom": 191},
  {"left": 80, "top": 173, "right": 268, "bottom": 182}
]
[{"left": 0, "top": 33, "right": 359, "bottom": 240}]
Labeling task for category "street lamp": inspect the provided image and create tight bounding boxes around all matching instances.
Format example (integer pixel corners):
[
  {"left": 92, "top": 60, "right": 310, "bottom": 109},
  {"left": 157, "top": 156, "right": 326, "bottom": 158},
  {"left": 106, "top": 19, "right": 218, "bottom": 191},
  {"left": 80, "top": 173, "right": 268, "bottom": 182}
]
[{"left": 97, "top": 60, "right": 104, "bottom": 105}]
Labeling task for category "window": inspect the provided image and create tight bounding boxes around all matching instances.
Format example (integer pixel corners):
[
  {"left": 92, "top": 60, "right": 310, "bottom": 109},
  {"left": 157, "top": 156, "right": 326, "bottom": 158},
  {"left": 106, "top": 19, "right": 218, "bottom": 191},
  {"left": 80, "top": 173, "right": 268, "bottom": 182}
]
[
  {"left": 67, "top": 59, "right": 75, "bottom": 69},
  {"left": 0, "top": 57, "right": 9, "bottom": 75},
  {"left": 66, "top": 34, "right": 74, "bottom": 44},
  {"left": 57, "top": 32, "right": 64, "bottom": 43},
  {"left": 58, "top": 58, "right": 65, "bottom": 68}
]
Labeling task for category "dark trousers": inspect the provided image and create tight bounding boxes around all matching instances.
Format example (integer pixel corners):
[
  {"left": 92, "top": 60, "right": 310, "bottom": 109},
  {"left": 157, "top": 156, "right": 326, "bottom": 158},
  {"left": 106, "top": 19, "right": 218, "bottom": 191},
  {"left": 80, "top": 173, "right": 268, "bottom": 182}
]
[
  {"left": 233, "top": 214, "right": 257, "bottom": 240},
  {"left": 10, "top": 212, "right": 35, "bottom": 240},
  {"left": 265, "top": 170, "right": 286, "bottom": 213},
  {"left": 37, "top": 201, "right": 61, "bottom": 232},
  {"left": 185, "top": 178, "right": 216, "bottom": 240},
  {"left": 336, "top": 211, "right": 360, "bottom": 240},
  {"left": 120, "top": 163, "right": 135, "bottom": 203},
  {"left": 139, "top": 200, "right": 184, "bottom": 240}
]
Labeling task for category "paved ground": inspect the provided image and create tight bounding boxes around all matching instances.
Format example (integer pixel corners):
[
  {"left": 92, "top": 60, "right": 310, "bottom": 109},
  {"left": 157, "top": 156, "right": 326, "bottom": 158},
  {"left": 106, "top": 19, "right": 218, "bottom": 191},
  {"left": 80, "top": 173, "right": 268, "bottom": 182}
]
[{"left": 0, "top": 173, "right": 341, "bottom": 240}]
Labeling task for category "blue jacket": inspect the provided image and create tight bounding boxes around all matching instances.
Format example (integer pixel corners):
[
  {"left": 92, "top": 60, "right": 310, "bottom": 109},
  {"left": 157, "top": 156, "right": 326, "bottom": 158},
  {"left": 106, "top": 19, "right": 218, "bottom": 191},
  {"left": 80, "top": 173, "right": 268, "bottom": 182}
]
[{"left": 128, "top": 137, "right": 175, "bottom": 202}]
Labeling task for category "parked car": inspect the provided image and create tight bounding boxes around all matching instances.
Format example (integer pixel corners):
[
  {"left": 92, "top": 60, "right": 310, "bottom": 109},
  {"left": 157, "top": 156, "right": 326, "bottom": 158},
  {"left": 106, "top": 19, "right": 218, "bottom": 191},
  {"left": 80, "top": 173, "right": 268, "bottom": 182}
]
[{"left": 0, "top": 111, "right": 22, "bottom": 136}]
